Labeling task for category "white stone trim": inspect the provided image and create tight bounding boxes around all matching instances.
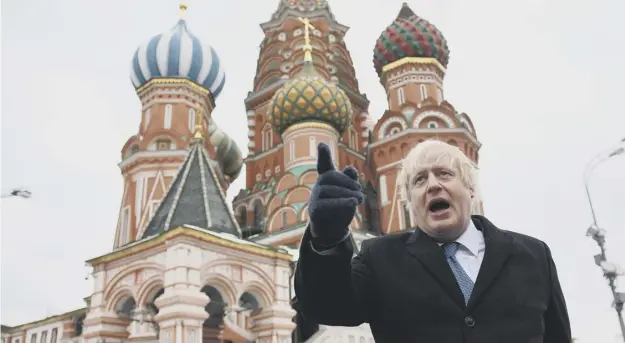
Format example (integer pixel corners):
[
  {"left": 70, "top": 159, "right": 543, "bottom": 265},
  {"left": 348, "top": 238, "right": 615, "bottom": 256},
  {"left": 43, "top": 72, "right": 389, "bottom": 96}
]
[
  {"left": 412, "top": 110, "right": 455, "bottom": 128},
  {"left": 369, "top": 128, "right": 481, "bottom": 149},
  {"left": 118, "top": 150, "right": 188, "bottom": 170},
  {"left": 377, "top": 116, "right": 408, "bottom": 140}
]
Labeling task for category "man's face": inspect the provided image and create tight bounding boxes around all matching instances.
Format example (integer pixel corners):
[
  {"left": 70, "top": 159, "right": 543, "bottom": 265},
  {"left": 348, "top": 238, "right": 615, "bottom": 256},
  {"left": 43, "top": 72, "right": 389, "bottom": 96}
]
[{"left": 408, "top": 156, "right": 474, "bottom": 241}]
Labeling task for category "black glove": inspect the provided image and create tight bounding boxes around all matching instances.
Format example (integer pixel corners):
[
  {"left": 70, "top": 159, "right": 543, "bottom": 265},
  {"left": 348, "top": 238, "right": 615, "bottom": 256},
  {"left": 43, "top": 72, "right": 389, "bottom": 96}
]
[{"left": 308, "top": 143, "right": 364, "bottom": 248}]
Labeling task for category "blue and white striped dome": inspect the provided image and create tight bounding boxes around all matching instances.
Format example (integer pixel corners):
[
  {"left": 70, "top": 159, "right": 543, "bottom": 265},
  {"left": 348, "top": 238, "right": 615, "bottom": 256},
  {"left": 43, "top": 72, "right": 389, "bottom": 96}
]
[{"left": 130, "top": 19, "right": 226, "bottom": 99}]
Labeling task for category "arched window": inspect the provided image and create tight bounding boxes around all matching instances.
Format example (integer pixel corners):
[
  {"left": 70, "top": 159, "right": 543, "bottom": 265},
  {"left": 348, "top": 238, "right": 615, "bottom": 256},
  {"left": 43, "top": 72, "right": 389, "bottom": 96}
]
[
  {"left": 119, "top": 206, "right": 130, "bottom": 246},
  {"left": 116, "top": 297, "right": 136, "bottom": 318},
  {"left": 164, "top": 104, "right": 173, "bottom": 129},
  {"left": 238, "top": 292, "right": 261, "bottom": 315},
  {"left": 144, "top": 108, "right": 152, "bottom": 130},
  {"left": 262, "top": 125, "right": 273, "bottom": 151},
  {"left": 379, "top": 175, "right": 388, "bottom": 205},
  {"left": 188, "top": 108, "right": 196, "bottom": 132},
  {"left": 201, "top": 286, "right": 226, "bottom": 331},
  {"left": 281, "top": 211, "right": 288, "bottom": 228},
  {"left": 420, "top": 84, "right": 428, "bottom": 101},
  {"left": 73, "top": 314, "right": 85, "bottom": 336},
  {"left": 253, "top": 200, "right": 264, "bottom": 232},
  {"left": 397, "top": 87, "right": 405, "bottom": 106},
  {"left": 349, "top": 129, "right": 357, "bottom": 149},
  {"left": 145, "top": 288, "right": 163, "bottom": 337},
  {"left": 290, "top": 140, "right": 296, "bottom": 161},
  {"left": 309, "top": 137, "right": 316, "bottom": 157},
  {"left": 155, "top": 138, "right": 172, "bottom": 150}
]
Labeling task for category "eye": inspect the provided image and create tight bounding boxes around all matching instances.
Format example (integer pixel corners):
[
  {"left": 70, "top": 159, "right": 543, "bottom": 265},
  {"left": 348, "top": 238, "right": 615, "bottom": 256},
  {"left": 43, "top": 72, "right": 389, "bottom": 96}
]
[
  {"left": 440, "top": 170, "right": 454, "bottom": 178},
  {"left": 412, "top": 175, "right": 426, "bottom": 186}
]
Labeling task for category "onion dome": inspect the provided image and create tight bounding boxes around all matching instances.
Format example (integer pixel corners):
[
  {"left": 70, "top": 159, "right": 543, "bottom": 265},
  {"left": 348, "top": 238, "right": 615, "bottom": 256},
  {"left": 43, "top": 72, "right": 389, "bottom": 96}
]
[
  {"left": 130, "top": 5, "right": 225, "bottom": 99},
  {"left": 266, "top": 59, "right": 351, "bottom": 136},
  {"left": 373, "top": 3, "right": 450, "bottom": 77}
]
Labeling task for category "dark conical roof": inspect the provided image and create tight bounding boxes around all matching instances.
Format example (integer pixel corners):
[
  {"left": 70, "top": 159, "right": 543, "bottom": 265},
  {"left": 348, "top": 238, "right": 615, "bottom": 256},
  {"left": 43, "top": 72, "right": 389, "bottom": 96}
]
[{"left": 141, "top": 141, "right": 241, "bottom": 239}]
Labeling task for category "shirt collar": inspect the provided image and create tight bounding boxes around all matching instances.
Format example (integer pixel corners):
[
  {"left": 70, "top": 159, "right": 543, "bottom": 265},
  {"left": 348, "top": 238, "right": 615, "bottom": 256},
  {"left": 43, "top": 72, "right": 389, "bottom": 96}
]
[
  {"left": 435, "top": 219, "right": 484, "bottom": 257},
  {"left": 455, "top": 219, "right": 484, "bottom": 257}
]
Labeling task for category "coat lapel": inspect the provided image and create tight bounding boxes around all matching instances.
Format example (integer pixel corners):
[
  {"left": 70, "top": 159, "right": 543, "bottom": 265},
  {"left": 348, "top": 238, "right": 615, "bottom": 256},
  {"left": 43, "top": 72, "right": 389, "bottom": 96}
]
[
  {"left": 467, "top": 215, "right": 515, "bottom": 311},
  {"left": 405, "top": 229, "right": 466, "bottom": 309}
]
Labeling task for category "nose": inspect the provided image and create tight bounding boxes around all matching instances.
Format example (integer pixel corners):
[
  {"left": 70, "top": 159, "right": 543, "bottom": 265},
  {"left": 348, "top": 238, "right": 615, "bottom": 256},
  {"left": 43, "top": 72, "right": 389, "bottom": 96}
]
[{"left": 426, "top": 173, "right": 442, "bottom": 194}]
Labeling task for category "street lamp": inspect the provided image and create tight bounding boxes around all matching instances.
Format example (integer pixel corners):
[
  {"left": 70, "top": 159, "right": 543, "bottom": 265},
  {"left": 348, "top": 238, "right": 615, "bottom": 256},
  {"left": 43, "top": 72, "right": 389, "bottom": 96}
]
[
  {"left": 583, "top": 138, "right": 625, "bottom": 341},
  {"left": 1, "top": 187, "right": 32, "bottom": 199}
]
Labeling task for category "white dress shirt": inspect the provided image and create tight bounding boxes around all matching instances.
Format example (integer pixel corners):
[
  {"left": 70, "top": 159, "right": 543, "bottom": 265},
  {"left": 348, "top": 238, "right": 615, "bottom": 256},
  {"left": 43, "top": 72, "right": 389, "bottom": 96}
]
[{"left": 437, "top": 220, "right": 486, "bottom": 282}]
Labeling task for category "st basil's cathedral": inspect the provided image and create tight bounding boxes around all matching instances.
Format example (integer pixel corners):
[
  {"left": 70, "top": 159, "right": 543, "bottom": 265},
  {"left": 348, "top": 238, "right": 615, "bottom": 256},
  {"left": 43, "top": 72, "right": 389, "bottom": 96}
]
[{"left": 1, "top": 1, "right": 482, "bottom": 343}]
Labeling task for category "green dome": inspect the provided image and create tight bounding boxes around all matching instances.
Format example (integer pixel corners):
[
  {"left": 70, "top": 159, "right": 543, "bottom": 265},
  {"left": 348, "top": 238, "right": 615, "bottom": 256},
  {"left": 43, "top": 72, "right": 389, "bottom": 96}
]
[
  {"left": 373, "top": 3, "right": 450, "bottom": 76},
  {"left": 267, "top": 63, "right": 352, "bottom": 135}
]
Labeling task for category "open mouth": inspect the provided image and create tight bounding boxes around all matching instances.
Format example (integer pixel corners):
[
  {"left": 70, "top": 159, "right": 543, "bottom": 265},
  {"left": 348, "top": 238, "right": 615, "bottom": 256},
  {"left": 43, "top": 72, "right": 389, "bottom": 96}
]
[{"left": 428, "top": 199, "right": 450, "bottom": 213}]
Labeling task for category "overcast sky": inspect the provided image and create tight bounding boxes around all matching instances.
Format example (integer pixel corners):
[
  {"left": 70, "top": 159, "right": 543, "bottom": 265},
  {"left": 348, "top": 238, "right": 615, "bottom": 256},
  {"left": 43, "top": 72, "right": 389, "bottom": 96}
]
[{"left": 2, "top": 0, "right": 625, "bottom": 341}]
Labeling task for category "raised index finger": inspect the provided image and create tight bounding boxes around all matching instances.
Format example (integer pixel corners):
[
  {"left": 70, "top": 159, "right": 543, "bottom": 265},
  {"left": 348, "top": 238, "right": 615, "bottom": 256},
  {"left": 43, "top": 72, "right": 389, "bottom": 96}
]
[{"left": 316, "top": 143, "right": 335, "bottom": 174}]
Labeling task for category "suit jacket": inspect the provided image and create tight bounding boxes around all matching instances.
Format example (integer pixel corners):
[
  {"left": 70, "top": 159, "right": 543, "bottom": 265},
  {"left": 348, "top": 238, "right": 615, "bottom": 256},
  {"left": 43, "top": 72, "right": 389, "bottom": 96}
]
[{"left": 294, "top": 215, "right": 572, "bottom": 343}]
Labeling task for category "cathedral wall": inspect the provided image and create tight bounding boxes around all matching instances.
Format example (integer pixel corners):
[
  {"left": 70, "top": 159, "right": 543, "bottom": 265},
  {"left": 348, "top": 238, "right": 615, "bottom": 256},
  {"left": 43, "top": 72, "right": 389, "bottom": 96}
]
[
  {"left": 20, "top": 322, "right": 63, "bottom": 343},
  {"left": 86, "top": 230, "right": 296, "bottom": 343},
  {"left": 96, "top": 234, "right": 293, "bottom": 311},
  {"left": 282, "top": 124, "right": 339, "bottom": 171},
  {"left": 114, "top": 166, "right": 183, "bottom": 248}
]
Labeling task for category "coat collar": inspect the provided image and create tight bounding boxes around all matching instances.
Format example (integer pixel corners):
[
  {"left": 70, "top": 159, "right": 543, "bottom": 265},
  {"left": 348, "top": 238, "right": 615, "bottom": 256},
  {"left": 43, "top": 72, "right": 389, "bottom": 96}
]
[{"left": 405, "top": 215, "right": 515, "bottom": 309}]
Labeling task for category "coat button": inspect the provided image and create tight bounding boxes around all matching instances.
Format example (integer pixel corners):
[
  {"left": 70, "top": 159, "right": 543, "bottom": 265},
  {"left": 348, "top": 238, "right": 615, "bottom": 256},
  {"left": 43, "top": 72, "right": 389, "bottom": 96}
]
[{"left": 464, "top": 316, "right": 475, "bottom": 327}]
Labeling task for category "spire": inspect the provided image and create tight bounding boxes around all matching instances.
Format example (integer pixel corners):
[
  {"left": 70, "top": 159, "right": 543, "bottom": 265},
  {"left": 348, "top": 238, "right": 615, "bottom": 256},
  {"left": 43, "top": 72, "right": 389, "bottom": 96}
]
[
  {"left": 140, "top": 141, "right": 241, "bottom": 239},
  {"left": 179, "top": 1, "right": 188, "bottom": 20},
  {"left": 397, "top": 2, "right": 416, "bottom": 19}
]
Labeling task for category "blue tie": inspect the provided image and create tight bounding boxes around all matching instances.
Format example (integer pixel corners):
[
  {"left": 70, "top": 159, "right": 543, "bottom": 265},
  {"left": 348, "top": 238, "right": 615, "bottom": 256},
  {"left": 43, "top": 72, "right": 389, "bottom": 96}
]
[{"left": 443, "top": 242, "right": 474, "bottom": 304}]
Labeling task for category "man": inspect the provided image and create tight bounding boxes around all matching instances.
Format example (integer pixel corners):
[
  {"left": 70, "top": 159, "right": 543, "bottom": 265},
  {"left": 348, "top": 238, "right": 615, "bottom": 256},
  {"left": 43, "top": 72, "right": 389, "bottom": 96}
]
[{"left": 295, "top": 140, "right": 571, "bottom": 343}]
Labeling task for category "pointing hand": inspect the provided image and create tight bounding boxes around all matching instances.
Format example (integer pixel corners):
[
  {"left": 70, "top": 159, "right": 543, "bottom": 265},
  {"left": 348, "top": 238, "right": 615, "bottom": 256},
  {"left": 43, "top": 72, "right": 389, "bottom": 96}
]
[{"left": 308, "top": 143, "right": 364, "bottom": 247}]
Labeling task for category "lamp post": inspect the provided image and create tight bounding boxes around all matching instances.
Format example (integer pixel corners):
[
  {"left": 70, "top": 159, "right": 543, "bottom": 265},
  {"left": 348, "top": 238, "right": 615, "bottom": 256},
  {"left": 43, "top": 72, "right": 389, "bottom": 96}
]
[
  {"left": 1, "top": 187, "right": 32, "bottom": 199},
  {"left": 583, "top": 138, "right": 625, "bottom": 341}
]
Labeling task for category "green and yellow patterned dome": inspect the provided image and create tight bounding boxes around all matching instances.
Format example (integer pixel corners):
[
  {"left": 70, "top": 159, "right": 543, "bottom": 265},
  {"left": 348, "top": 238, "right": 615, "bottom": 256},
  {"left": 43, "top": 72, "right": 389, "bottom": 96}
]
[{"left": 267, "top": 62, "right": 352, "bottom": 135}]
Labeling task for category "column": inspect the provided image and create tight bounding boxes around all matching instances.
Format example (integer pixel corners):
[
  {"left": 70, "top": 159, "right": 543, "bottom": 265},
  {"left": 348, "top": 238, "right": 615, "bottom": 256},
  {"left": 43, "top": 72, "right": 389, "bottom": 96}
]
[
  {"left": 82, "top": 267, "right": 130, "bottom": 343},
  {"left": 250, "top": 304, "right": 296, "bottom": 343},
  {"left": 127, "top": 307, "right": 158, "bottom": 339},
  {"left": 154, "top": 242, "right": 209, "bottom": 343}
]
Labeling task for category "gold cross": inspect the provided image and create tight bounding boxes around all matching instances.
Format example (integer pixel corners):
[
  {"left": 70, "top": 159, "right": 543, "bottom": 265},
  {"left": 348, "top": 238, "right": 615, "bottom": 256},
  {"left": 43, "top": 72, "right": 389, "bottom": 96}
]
[
  {"left": 193, "top": 104, "right": 204, "bottom": 140},
  {"left": 298, "top": 17, "right": 316, "bottom": 48},
  {"left": 298, "top": 17, "right": 316, "bottom": 62},
  {"left": 179, "top": 1, "right": 188, "bottom": 20}
]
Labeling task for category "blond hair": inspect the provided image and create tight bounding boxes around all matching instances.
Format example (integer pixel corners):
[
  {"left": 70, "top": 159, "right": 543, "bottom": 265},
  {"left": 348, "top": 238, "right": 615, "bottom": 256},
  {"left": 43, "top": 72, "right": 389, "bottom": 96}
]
[{"left": 397, "top": 139, "right": 481, "bottom": 217}]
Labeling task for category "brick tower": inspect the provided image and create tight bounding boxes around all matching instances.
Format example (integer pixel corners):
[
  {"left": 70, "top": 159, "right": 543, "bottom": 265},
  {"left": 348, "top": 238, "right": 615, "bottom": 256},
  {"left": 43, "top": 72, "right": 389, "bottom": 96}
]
[
  {"left": 232, "top": 0, "right": 376, "bottom": 247},
  {"left": 368, "top": 2, "right": 483, "bottom": 234},
  {"left": 113, "top": 3, "right": 243, "bottom": 249}
]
